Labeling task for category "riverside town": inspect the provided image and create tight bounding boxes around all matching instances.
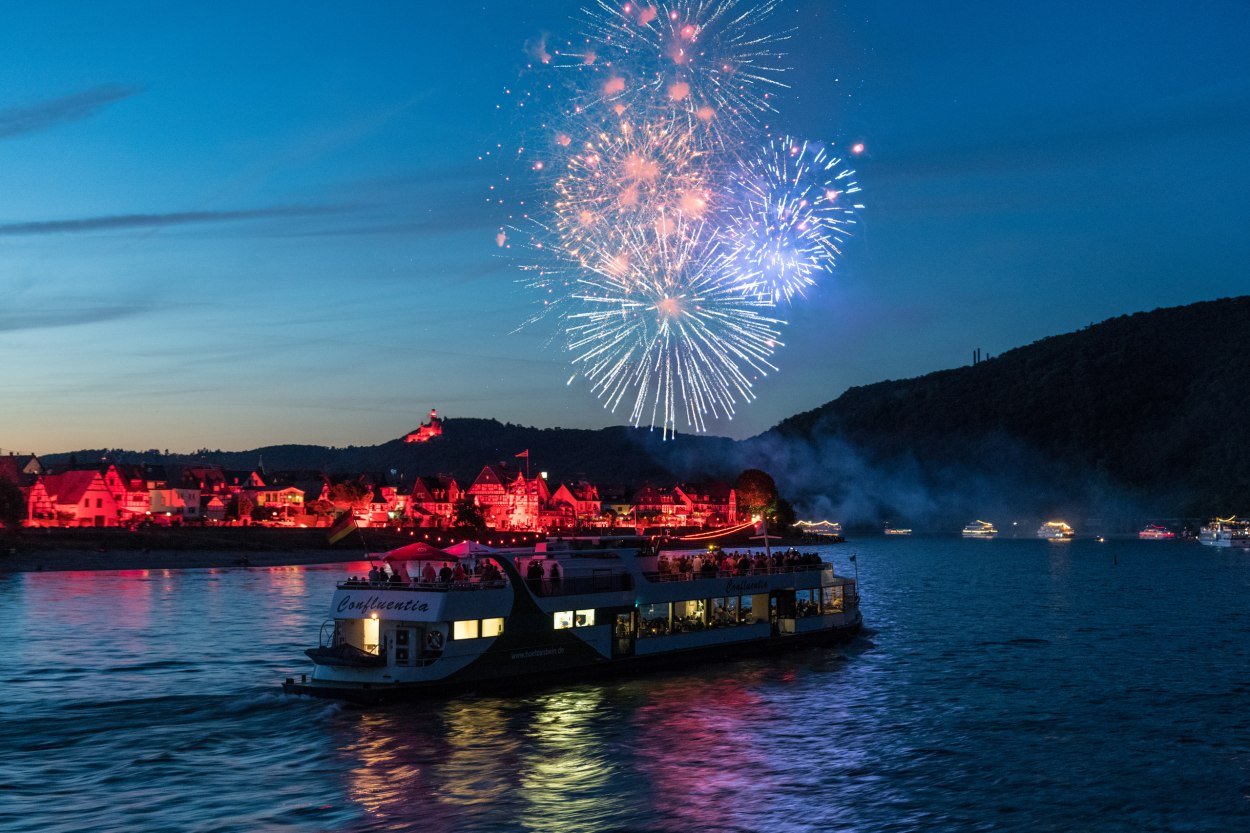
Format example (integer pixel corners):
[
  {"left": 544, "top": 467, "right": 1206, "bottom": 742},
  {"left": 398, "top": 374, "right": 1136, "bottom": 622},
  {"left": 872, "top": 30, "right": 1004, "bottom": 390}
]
[{"left": 0, "top": 415, "right": 760, "bottom": 536}]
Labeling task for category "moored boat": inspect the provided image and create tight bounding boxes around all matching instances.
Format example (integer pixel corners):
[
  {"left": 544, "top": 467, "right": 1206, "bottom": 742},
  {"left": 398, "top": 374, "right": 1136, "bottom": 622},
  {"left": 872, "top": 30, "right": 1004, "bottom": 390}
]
[
  {"left": 282, "top": 537, "right": 861, "bottom": 703},
  {"left": 1138, "top": 523, "right": 1176, "bottom": 540},
  {"left": 1198, "top": 516, "right": 1250, "bottom": 548},
  {"left": 962, "top": 520, "right": 998, "bottom": 538},
  {"left": 1037, "top": 521, "right": 1075, "bottom": 540}
]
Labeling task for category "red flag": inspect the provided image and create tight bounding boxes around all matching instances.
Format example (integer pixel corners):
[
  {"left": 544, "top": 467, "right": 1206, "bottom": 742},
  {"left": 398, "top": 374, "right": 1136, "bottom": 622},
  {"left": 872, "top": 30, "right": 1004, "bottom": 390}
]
[{"left": 515, "top": 449, "right": 529, "bottom": 459}]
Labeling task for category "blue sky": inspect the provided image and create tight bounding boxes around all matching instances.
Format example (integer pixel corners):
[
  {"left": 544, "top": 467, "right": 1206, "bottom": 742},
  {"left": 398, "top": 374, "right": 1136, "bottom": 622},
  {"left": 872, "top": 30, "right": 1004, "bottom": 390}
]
[{"left": 2, "top": 1, "right": 1248, "bottom": 452}]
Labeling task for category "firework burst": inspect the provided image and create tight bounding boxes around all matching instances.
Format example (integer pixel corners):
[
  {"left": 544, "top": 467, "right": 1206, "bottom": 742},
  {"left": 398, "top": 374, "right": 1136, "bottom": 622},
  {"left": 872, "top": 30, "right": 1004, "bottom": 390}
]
[
  {"left": 564, "top": 215, "right": 784, "bottom": 437},
  {"left": 570, "top": 0, "right": 791, "bottom": 144},
  {"left": 552, "top": 116, "right": 714, "bottom": 261},
  {"left": 718, "top": 136, "right": 863, "bottom": 303}
]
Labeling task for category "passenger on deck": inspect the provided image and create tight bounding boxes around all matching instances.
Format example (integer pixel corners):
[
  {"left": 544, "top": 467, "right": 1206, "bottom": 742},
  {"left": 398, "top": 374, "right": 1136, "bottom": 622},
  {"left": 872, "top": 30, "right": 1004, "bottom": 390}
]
[
  {"left": 421, "top": 562, "right": 437, "bottom": 584},
  {"left": 549, "top": 561, "right": 561, "bottom": 589},
  {"left": 526, "top": 559, "right": 544, "bottom": 588},
  {"left": 389, "top": 570, "right": 404, "bottom": 585},
  {"left": 368, "top": 566, "right": 382, "bottom": 583},
  {"left": 452, "top": 562, "right": 467, "bottom": 582},
  {"left": 438, "top": 563, "right": 453, "bottom": 583}
]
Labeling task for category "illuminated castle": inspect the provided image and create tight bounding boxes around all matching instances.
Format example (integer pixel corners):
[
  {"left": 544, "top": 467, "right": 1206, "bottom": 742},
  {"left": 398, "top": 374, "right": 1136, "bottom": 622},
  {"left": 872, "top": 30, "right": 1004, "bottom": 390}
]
[{"left": 404, "top": 409, "right": 444, "bottom": 443}]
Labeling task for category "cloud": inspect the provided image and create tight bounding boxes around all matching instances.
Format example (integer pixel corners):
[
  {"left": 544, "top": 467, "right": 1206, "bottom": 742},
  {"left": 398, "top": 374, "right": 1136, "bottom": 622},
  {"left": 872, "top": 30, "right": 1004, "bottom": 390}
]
[
  {"left": 0, "top": 302, "right": 149, "bottom": 333},
  {"left": 0, "top": 85, "right": 141, "bottom": 140},
  {"left": 0, "top": 205, "right": 348, "bottom": 237}
]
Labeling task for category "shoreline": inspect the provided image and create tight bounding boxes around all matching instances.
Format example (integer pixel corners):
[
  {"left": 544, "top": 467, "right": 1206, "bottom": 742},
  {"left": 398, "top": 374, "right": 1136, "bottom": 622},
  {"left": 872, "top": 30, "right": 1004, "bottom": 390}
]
[{"left": 0, "top": 548, "right": 371, "bottom": 574}]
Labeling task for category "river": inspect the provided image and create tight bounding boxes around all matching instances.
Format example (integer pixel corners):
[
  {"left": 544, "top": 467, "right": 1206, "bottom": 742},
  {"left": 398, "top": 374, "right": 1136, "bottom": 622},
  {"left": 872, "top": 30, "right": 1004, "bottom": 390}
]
[{"left": 1, "top": 537, "right": 1247, "bottom": 832}]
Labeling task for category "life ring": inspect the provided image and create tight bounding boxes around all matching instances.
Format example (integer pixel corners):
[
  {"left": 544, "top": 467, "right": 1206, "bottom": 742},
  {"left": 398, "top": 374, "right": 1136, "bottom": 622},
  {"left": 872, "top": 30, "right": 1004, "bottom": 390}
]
[{"left": 425, "top": 630, "right": 444, "bottom": 651}]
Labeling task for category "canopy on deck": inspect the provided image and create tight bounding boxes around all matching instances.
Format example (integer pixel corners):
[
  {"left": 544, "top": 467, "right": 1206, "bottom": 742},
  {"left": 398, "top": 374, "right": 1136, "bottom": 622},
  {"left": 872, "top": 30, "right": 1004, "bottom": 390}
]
[
  {"left": 380, "top": 541, "right": 451, "bottom": 562},
  {"left": 442, "top": 540, "right": 498, "bottom": 557}
]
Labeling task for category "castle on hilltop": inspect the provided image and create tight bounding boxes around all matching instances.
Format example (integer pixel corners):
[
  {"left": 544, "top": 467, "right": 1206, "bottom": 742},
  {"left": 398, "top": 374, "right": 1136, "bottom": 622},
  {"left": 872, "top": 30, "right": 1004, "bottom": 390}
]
[{"left": 404, "top": 409, "right": 443, "bottom": 443}]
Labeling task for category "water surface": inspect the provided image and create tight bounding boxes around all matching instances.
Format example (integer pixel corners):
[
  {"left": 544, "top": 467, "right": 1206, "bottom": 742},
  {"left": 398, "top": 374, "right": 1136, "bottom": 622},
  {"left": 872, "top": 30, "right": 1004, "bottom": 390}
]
[{"left": 1, "top": 538, "right": 1248, "bottom": 832}]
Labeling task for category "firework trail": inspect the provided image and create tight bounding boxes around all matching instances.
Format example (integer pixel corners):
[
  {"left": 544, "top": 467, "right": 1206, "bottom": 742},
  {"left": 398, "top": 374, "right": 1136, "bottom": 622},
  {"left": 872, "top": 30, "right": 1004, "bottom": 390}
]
[{"left": 719, "top": 136, "right": 864, "bottom": 303}]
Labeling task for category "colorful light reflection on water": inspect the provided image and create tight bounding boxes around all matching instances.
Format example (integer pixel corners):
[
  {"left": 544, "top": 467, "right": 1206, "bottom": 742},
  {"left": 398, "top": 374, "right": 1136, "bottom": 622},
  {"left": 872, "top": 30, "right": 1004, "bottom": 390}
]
[{"left": 0, "top": 540, "right": 1248, "bottom": 832}]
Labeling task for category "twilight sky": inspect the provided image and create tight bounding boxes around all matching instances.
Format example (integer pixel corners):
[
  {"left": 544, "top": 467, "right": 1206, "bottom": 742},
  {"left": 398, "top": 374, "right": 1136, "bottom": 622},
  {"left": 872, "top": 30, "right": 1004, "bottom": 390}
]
[{"left": 2, "top": 1, "right": 1248, "bottom": 453}]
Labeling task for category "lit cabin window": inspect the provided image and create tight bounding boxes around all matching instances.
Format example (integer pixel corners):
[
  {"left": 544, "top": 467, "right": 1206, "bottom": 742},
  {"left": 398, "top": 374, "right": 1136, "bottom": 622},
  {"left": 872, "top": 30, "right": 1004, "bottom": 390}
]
[
  {"left": 482, "top": 618, "right": 505, "bottom": 637},
  {"left": 453, "top": 620, "right": 479, "bottom": 640},
  {"left": 553, "top": 611, "right": 574, "bottom": 629},
  {"left": 575, "top": 609, "right": 596, "bottom": 627}
]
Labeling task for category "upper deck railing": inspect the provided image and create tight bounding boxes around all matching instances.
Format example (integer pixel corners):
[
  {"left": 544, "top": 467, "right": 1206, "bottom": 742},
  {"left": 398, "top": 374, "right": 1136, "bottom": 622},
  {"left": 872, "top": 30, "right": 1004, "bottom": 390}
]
[
  {"left": 642, "top": 560, "right": 832, "bottom": 583},
  {"left": 336, "top": 577, "right": 509, "bottom": 593}
]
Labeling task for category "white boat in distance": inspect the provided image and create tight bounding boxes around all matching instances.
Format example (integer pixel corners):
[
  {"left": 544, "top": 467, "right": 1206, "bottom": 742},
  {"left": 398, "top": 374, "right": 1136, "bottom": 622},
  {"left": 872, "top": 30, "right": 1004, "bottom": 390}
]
[
  {"left": 1037, "top": 521, "right": 1075, "bottom": 540},
  {"left": 962, "top": 520, "right": 998, "bottom": 538},
  {"left": 282, "top": 536, "right": 862, "bottom": 703},
  {"left": 1198, "top": 517, "right": 1250, "bottom": 548},
  {"left": 883, "top": 524, "right": 912, "bottom": 536}
]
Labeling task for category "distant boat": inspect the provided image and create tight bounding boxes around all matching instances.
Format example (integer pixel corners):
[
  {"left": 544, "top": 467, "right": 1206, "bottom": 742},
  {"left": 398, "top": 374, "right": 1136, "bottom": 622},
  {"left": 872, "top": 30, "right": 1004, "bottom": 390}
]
[
  {"left": 1138, "top": 523, "right": 1176, "bottom": 540},
  {"left": 884, "top": 524, "right": 912, "bottom": 536},
  {"left": 962, "top": 520, "right": 998, "bottom": 539},
  {"left": 1037, "top": 521, "right": 1075, "bottom": 540},
  {"left": 795, "top": 520, "right": 843, "bottom": 539},
  {"left": 1198, "top": 516, "right": 1250, "bottom": 548}
]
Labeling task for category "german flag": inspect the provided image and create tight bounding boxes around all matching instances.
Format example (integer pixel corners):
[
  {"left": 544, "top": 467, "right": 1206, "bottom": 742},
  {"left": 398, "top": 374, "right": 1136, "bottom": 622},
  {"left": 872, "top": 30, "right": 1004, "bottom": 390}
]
[{"left": 327, "top": 512, "right": 357, "bottom": 544}]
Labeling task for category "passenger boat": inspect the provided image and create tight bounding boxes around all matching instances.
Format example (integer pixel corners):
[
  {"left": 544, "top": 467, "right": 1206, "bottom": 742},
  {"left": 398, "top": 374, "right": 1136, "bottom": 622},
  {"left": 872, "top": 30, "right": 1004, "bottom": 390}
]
[
  {"left": 961, "top": 520, "right": 998, "bottom": 538},
  {"left": 883, "top": 524, "right": 912, "bottom": 536},
  {"left": 1138, "top": 523, "right": 1176, "bottom": 540},
  {"left": 1198, "top": 517, "right": 1250, "bottom": 548},
  {"left": 1037, "top": 521, "right": 1075, "bottom": 540},
  {"left": 282, "top": 537, "right": 862, "bottom": 703}
]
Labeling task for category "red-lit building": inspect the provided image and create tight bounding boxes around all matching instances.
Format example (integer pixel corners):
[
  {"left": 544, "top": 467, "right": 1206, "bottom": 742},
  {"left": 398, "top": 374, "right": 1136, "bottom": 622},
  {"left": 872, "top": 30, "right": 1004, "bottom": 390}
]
[
  {"left": 404, "top": 409, "right": 444, "bottom": 443},
  {"left": 38, "top": 470, "right": 121, "bottom": 527}
]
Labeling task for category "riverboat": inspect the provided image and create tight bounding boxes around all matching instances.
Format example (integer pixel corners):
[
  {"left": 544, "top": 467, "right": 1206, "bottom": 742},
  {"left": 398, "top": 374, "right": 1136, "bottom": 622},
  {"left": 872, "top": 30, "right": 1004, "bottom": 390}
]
[
  {"left": 1198, "top": 516, "right": 1250, "bottom": 548},
  {"left": 883, "top": 524, "right": 912, "bottom": 536},
  {"left": 282, "top": 537, "right": 862, "bottom": 703},
  {"left": 1138, "top": 523, "right": 1176, "bottom": 540},
  {"left": 1037, "top": 521, "right": 1075, "bottom": 540},
  {"left": 961, "top": 520, "right": 998, "bottom": 539}
]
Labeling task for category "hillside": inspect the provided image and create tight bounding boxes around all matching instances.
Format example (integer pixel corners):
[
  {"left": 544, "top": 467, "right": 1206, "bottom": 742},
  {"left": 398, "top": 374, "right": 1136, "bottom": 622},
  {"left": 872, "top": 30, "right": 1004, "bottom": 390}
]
[
  {"left": 41, "top": 297, "right": 1250, "bottom": 526},
  {"left": 756, "top": 296, "right": 1250, "bottom": 521}
]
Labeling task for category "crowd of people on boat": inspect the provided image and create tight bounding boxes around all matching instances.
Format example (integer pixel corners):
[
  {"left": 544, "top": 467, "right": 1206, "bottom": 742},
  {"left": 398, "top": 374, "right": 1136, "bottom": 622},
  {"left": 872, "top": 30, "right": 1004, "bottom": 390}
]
[
  {"left": 342, "top": 559, "right": 506, "bottom": 589},
  {"left": 653, "top": 548, "right": 825, "bottom": 580}
]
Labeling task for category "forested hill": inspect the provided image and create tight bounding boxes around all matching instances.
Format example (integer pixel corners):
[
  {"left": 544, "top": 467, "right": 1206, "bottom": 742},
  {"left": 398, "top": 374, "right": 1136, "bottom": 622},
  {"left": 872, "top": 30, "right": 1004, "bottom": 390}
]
[{"left": 755, "top": 296, "right": 1250, "bottom": 519}]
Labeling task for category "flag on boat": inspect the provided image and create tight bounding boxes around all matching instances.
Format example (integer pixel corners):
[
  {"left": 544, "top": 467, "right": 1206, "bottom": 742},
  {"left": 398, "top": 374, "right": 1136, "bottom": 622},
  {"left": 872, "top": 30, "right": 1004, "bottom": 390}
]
[
  {"left": 515, "top": 449, "right": 529, "bottom": 459},
  {"left": 848, "top": 553, "right": 857, "bottom": 562},
  {"left": 327, "top": 512, "right": 356, "bottom": 544}
]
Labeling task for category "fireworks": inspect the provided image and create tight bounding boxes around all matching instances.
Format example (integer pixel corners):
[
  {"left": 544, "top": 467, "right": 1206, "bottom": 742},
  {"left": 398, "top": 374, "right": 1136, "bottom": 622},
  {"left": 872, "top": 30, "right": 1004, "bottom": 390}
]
[
  {"left": 718, "top": 137, "right": 863, "bottom": 303},
  {"left": 505, "top": 1, "right": 864, "bottom": 437},
  {"left": 566, "top": 216, "right": 783, "bottom": 435},
  {"left": 573, "top": 0, "right": 791, "bottom": 144}
]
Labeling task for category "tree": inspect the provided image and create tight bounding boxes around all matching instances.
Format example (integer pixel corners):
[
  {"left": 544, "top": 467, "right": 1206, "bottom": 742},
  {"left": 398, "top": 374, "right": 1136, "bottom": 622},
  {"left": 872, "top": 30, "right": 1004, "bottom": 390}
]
[
  {"left": 0, "top": 478, "right": 25, "bottom": 529},
  {"left": 770, "top": 497, "right": 798, "bottom": 536},
  {"left": 453, "top": 497, "right": 486, "bottom": 534},
  {"left": 230, "top": 493, "right": 255, "bottom": 522},
  {"left": 735, "top": 469, "right": 778, "bottom": 517},
  {"left": 328, "top": 480, "right": 371, "bottom": 509}
]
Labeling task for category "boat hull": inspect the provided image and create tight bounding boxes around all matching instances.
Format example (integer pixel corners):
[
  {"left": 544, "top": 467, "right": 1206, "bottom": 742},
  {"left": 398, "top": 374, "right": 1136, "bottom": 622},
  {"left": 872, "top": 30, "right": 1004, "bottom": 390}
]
[{"left": 282, "top": 617, "right": 863, "bottom": 705}]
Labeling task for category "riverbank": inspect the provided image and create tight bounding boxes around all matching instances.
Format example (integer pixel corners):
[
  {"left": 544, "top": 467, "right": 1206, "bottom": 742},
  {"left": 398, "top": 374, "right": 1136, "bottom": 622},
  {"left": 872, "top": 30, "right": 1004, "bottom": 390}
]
[{"left": 0, "top": 527, "right": 412, "bottom": 573}]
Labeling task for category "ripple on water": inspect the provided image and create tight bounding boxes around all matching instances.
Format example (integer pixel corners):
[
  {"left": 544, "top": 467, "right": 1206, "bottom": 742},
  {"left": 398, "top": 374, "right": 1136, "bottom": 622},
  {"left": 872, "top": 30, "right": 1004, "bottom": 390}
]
[{"left": 0, "top": 540, "right": 1248, "bottom": 833}]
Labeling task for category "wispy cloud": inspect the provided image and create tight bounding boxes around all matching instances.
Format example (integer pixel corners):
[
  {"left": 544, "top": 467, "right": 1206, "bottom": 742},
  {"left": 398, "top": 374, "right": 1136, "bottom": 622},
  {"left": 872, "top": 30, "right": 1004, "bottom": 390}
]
[
  {"left": 0, "top": 204, "right": 348, "bottom": 236},
  {"left": 0, "top": 302, "right": 150, "bottom": 333},
  {"left": 0, "top": 85, "right": 141, "bottom": 140}
]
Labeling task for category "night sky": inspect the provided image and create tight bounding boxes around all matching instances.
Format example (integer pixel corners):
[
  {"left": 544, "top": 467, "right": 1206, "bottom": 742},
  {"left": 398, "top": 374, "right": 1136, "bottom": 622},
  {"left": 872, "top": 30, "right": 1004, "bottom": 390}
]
[{"left": 2, "top": 1, "right": 1247, "bottom": 452}]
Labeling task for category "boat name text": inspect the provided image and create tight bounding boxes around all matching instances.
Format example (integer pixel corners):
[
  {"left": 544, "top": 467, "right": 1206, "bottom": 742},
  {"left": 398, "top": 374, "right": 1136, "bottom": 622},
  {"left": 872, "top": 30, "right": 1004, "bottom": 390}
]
[{"left": 337, "top": 594, "right": 430, "bottom": 614}]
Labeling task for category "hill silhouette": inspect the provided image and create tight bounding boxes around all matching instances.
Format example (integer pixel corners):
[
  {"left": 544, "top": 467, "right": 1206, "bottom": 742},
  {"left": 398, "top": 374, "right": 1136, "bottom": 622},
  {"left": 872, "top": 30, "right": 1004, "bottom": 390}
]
[{"left": 42, "top": 297, "right": 1250, "bottom": 527}]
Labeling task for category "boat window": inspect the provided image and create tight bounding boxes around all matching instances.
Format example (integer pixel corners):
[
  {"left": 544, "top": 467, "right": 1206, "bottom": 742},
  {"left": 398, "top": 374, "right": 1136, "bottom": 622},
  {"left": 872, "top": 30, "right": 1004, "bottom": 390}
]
[
  {"left": 796, "top": 589, "right": 820, "bottom": 618},
  {"left": 739, "top": 595, "right": 754, "bottom": 623},
  {"left": 453, "top": 620, "right": 480, "bottom": 640},
  {"left": 822, "top": 585, "right": 844, "bottom": 613},
  {"left": 575, "top": 609, "right": 596, "bottom": 627},
  {"left": 554, "top": 611, "right": 574, "bottom": 629},
  {"left": 639, "top": 602, "right": 670, "bottom": 637},
  {"left": 482, "top": 617, "right": 505, "bottom": 637}
]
